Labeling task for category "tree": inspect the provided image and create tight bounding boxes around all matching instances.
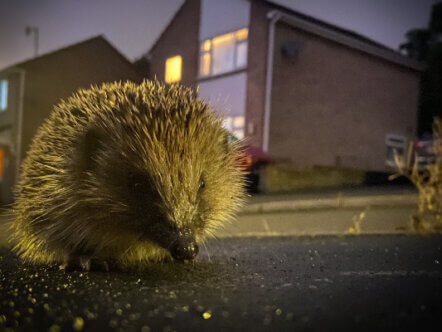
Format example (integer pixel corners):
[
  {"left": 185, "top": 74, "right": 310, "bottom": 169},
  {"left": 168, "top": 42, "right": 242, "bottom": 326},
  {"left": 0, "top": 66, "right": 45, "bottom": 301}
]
[
  {"left": 133, "top": 56, "right": 150, "bottom": 79},
  {"left": 399, "top": 29, "right": 430, "bottom": 62},
  {"left": 401, "top": 3, "right": 442, "bottom": 136}
]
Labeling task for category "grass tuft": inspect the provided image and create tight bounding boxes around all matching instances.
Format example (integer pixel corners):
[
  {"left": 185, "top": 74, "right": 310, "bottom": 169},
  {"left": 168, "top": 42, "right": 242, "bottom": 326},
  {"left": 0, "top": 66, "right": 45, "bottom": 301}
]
[{"left": 391, "top": 117, "right": 441, "bottom": 233}]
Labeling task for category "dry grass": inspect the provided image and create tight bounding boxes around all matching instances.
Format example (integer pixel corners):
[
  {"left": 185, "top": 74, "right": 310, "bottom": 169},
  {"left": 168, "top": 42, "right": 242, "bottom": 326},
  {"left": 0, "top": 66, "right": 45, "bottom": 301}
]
[
  {"left": 347, "top": 208, "right": 368, "bottom": 235},
  {"left": 391, "top": 117, "right": 441, "bottom": 233}
]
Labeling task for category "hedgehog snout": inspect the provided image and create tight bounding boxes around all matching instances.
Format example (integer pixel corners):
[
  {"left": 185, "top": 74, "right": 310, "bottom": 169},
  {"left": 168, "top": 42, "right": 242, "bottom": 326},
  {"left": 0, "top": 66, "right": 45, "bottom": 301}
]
[{"left": 169, "top": 236, "right": 199, "bottom": 261}]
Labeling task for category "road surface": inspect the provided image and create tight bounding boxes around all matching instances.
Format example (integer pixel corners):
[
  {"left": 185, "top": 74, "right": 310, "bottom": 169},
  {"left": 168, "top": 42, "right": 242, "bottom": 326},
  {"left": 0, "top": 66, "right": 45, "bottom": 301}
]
[{"left": 1, "top": 235, "right": 441, "bottom": 331}]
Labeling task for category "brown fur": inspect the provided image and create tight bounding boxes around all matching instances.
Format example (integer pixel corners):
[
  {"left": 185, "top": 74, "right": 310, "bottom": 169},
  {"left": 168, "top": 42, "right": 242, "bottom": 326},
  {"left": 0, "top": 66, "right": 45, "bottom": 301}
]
[{"left": 10, "top": 80, "right": 246, "bottom": 267}]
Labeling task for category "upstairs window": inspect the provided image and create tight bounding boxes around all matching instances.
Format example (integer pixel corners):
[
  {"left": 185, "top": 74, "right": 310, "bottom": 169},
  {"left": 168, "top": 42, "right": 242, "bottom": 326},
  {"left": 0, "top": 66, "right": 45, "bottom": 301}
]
[
  {"left": 165, "top": 55, "right": 182, "bottom": 83},
  {"left": 0, "top": 80, "right": 7, "bottom": 111},
  {"left": 199, "top": 28, "right": 248, "bottom": 78}
]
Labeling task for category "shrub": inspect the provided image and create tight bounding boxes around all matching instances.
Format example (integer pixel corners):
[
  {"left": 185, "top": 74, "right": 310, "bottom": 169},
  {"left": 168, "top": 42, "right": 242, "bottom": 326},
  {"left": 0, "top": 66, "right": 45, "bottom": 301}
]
[{"left": 392, "top": 117, "right": 441, "bottom": 232}]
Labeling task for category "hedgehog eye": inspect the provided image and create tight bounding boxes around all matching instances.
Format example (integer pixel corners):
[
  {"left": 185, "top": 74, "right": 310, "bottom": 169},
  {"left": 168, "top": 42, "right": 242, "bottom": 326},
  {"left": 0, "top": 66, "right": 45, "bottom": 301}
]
[
  {"left": 199, "top": 177, "right": 206, "bottom": 192},
  {"left": 126, "top": 171, "right": 147, "bottom": 194}
]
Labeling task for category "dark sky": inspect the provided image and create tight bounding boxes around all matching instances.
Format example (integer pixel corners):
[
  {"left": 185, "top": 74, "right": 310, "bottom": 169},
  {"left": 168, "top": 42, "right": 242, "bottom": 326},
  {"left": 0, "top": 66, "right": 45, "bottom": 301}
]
[{"left": 0, "top": 0, "right": 438, "bottom": 70}]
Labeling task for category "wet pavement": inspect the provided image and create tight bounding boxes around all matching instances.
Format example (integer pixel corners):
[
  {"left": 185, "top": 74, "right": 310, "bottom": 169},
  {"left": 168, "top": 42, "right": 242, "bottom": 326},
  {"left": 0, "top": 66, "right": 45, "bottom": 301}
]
[{"left": 1, "top": 235, "right": 441, "bottom": 332}]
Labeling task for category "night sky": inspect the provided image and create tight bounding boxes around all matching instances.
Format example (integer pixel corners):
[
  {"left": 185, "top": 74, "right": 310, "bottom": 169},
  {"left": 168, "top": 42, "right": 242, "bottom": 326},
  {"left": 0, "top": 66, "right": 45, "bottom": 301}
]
[{"left": 0, "top": 0, "right": 438, "bottom": 70}]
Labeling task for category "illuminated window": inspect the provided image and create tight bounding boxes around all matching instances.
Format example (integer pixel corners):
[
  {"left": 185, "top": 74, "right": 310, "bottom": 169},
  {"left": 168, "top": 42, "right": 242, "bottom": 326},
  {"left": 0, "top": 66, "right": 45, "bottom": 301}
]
[
  {"left": 199, "top": 28, "right": 248, "bottom": 77},
  {"left": 233, "top": 129, "right": 244, "bottom": 140},
  {"left": 224, "top": 115, "right": 245, "bottom": 140},
  {"left": 233, "top": 116, "right": 245, "bottom": 128},
  {"left": 201, "top": 40, "right": 211, "bottom": 52},
  {"left": 223, "top": 117, "right": 233, "bottom": 132},
  {"left": 0, "top": 80, "right": 7, "bottom": 111},
  {"left": 212, "top": 33, "right": 235, "bottom": 75},
  {"left": 165, "top": 55, "right": 182, "bottom": 83},
  {"left": 235, "top": 28, "right": 248, "bottom": 40},
  {"left": 199, "top": 53, "right": 211, "bottom": 77}
]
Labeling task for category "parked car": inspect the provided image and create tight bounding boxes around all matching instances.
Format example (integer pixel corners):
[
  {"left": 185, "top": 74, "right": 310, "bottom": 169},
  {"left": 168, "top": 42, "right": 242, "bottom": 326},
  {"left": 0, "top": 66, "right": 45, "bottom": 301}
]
[
  {"left": 413, "top": 138, "right": 436, "bottom": 172},
  {"left": 385, "top": 133, "right": 437, "bottom": 173}
]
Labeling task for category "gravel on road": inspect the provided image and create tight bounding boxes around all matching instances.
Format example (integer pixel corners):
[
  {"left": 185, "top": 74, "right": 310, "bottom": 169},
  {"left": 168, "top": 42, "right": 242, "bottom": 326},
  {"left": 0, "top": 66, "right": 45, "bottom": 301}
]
[{"left": 0, "top": 235, "right": 441, "bottom": 332}]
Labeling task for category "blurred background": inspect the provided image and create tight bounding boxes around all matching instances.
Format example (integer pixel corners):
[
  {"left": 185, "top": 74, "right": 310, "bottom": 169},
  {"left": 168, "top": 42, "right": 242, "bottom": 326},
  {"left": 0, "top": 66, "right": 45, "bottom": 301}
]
[
  {"left": 0, "top": 0, "right": 441, "bottom": 201},
  {"left": 0, "top": 0, "right": 441, "bottom": 203}
]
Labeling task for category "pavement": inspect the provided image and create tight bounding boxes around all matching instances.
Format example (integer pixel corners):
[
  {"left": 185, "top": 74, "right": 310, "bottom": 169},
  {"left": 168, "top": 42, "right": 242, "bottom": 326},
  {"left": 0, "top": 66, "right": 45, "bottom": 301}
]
[
  {"left": 221, "top": 206, "right": 417, "bottom": 237},
  {"left": 0, "top": 235, "right": 441, "bottom": 332},
  {"left": 242, "top": 185, "right": 417, "bottom": 213},
  {"left": 217, "top": 185, "right": 419, "bottom": 237}
]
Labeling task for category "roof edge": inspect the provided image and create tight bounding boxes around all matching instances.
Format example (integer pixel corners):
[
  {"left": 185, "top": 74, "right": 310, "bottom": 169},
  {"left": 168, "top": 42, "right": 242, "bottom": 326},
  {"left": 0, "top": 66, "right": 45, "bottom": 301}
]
[
  {"left": 0, "top": 35, "right": 141, "bottom": 79},
  {"left": 271, "top": 10, "right": 424, "bottom": 71},
  {"left": 145, "top": 1, "right": 189, "bottom": 58},
  {"left": 0, "top": 35, "right": 106, "bottom": 72}
]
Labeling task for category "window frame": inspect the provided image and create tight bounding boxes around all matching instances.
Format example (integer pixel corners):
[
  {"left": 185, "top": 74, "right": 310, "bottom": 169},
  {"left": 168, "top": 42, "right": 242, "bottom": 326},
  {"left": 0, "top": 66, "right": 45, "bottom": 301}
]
[{"left": 198, "top": 27, "right": 249, "bottom": 79}]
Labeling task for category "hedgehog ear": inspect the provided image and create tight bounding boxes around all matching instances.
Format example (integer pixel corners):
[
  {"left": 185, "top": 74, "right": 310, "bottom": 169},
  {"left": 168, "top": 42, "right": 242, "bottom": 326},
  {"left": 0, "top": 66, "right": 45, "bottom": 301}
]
[{"left": 75, "top": 126, "right": 106, "bottom": 172}]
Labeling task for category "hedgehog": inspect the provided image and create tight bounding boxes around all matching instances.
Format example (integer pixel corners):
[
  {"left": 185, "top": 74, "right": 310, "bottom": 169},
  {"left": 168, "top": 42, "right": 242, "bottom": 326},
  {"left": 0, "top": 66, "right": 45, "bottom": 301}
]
[{"left": 10, "top": 80, "right": 246, "bottom": 271}]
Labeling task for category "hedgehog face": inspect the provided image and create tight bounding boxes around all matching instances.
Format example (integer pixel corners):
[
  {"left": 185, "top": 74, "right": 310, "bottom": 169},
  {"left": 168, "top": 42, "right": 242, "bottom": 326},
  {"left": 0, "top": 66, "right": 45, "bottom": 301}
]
[
  {"left": 123, "top": 148, "right": 228, "bottom": 261},
  {"left": 75, "top": 124, "right": 240, "bottom": 262},
  {"left": 71, "top": 82, "right": 245, "bottom": 262},
  {"left": 120, "top": 165, "right": 203, "bottom": 261},
  {"left": 98, "top": 157, "right": 203, "bottom": 261}
]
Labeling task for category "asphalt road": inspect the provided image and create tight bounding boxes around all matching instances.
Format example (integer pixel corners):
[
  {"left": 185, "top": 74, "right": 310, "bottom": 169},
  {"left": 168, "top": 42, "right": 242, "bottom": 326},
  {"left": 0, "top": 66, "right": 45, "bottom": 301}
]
[{"left": 1, "top": 235, "right": 441, "bottom": 332}]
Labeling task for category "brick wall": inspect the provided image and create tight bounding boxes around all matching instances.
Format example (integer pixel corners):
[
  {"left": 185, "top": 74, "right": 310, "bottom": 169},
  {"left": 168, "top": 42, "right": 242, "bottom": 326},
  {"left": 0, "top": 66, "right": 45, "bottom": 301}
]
[
  {"left": 244, "top": 0, "right": 269, "bottom": 148},
  {"left": 268, "top": 22, "right": 420, "bottom": 171},
  {"left": 148, "top": 0, "right": 200, "bottom": 88},
  {"left": 20, "top": 37, "right": 142, "bottom": 162}
]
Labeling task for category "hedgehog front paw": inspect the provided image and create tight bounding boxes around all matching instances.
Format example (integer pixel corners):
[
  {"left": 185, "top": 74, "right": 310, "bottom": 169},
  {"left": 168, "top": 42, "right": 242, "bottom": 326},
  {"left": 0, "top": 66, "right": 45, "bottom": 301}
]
[
  {"left": 65, "top": 255, "right": 91, "bottom": 272},
  {"left": 65, "top": 255, "right": 117, "bottom": 272},
  {"left": 90, "top": 258, "right": 111, "bottom": 272}
]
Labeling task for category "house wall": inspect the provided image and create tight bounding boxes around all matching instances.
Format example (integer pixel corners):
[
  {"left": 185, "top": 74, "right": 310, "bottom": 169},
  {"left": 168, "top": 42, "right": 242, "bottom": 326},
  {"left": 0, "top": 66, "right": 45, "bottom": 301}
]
[
  {"left": 268, "top": 22, "right": 420, "bottom": 171},
  {"left": 148, "top": 0, "right": 200, "bottom": 87},
  {"left": 0, "top": 37, "right": 142, "bottom": 204},
  {"left": 147, "top": 0, "right": 252, "bottom": 135},
  {"left": 147, "top": 0, "right": 420, "bottom": 172},
  {"left": 19, "top": 38, "right": 141, "bottom": 163},
  {"left": 244, "top": 0, "right": 269, "bottom": 148}
]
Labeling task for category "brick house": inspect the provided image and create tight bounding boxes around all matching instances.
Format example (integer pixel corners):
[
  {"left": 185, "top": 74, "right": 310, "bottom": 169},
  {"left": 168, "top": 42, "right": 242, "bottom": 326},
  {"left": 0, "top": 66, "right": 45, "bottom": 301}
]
[
  {"left": 0, "top": 36, "right": 142, "bottom": 203},
  {"left": 146, "top": 0, "right": 423, "bottom": 173}
]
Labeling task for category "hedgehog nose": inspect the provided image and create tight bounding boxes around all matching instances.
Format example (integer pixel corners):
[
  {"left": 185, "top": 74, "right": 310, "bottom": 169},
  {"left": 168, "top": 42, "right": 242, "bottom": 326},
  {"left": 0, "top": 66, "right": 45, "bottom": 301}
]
[{"left": 170, "top": 239, "right": 199, "bottom": 261}]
